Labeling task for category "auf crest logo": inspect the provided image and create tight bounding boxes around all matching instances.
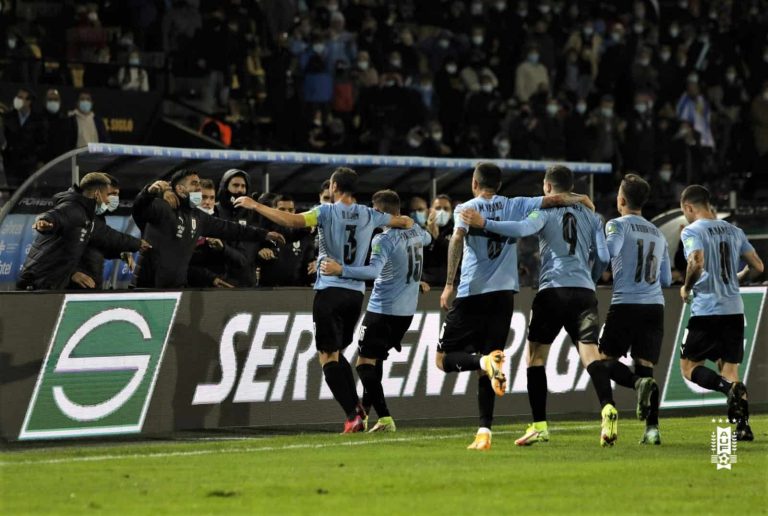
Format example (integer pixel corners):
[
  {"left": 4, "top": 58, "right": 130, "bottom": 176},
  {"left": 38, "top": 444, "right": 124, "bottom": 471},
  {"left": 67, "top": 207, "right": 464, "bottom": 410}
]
[
  {"left": 710, "top": 419, "right": 738, "bottom": 470},
  {"left": 19, "top": 293, "right": 180, "bottom": 440}
]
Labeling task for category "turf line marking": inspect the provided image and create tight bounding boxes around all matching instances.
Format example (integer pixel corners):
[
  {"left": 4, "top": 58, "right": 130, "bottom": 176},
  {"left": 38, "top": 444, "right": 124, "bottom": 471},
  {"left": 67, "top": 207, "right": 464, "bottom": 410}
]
[{"left": 0, "top": 424, "right": 598, "bottom": 466}]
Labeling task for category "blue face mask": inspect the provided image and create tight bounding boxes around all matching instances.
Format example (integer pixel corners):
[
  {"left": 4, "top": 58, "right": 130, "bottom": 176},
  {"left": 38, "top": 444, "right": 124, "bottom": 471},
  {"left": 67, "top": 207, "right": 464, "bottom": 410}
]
[
  {"left": 95, "top": 194, "right": 108, "bottom": 215},
  {"left": 107, "top": 195, "right": 120, "bottom": 212},
  {"left": 188, "top": 191, "right": 203, "bottom": 207},
  {"left": 79, "top": 100, "right": 93, "bottom": 113},
  {"left": 412, "top": 211, "right": 427, "bottom": 225}
]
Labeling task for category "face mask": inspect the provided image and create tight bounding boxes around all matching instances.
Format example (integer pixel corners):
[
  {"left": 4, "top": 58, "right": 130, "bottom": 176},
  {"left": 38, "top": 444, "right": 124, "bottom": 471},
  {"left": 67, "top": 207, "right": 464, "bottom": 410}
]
[
  {"left": 438, "top": 38, "right": 450, "bottom": 49},
  {"left": 79, "top": 100, "right": 93, "bottom": 113},
  {"left": 471, "top": 3, "right": 483, "bottom": 15},
  {"left": 726, "top": 73, "right": 736, "bottom": 83},
  {"left": 390, "top": 59, "right": 401, "bottom": 68},
  {"left": 358, "top": 60, "right": 369, "bottom": 70},
  {"left": 435, "top": 210, "right": 451, "bottom": 227},
  {"left": 46, "top": 100, "right": 60, "bottom": 113},
  {"left": 611, "top": 32, "right": 621, "bottom": 43},
  {"left": 481, "top": 83, "right": 493, "bottom": 93},
  {"left": 432, "top": 132, "right": 443, "bottom": 141},
  {"left": 313, "top": 43, "right": 325, "bottom": 54},
  {"left": 446, "top": 63, "right": 457, "bottom": 74},
  {"left": 88, "top": 11, "right": 98, "bottom": 22},
  {"left": 546, "top": 104, "right": 558, "bottom": 116},
  {"left": 498, "top": 142, "right": 511, "bottom": 153},
  {"left": 601, "top": 107, "right": 613, "bottom": 118},
  {"left": 129, "top": 56, "right": 140, "bottom": 66},
  {"left": 95, "top": 195, "right": 109, "bottom": 215},
  {"left": 763, "top": 91, "right": 768, "bottom": 101},
  {"left": 635, "top": 103, "right": 648, "bottom": 114},
  {"left": 527, "top": 53, "right": 539, "bottom": 64},
  {"left": 472, "top": 35, "right": 484, "bottom": 46},
  {"left": 639, "top": 58, "right": 650, "bottom": 66},
  {"left": 7, "top": 37, "right": 16, "bottom": 49},
  {"left": 583, "top": 27, "right": 593, "bottom": 36},
  {"left": 408, "top": 137, "right": 421, "bottom": 148},
  {"left": 495, "top": 1, "right": 506, "bottom": 12},
  {"left": 670, "top": 27, "right": 679, "bottom": 38},
  {"left": 198, "top": 206, "right": 214, "bottom": 215},
  {"left": 107, "top": 195, "right": 120, "bottom": 212},
  {"left": 678, "top": 0, "right": 687, "bottom": 8},
  {"left": 412, "top": 211, "right": 427, "bottom": 225},
  {"left": 660, "top": 51, "right": 671, "bottom": 62},
  {"left": 633, "top": 23, "right": 643, "bottom": 34},
  {"left": 539, "top": 5, "right": 550, "bottom": 14},
  {"left": 576, "top": 102, "right": 587, "bottom": 114},
  {"left": 13, "top": 96, "right": 24, "bottom": 110},
  {"left": 659, "top": 169, "right": 672, "bottom": 182},
  {"left": 188, "top": 191, "right": 203, "bottom": 206}
]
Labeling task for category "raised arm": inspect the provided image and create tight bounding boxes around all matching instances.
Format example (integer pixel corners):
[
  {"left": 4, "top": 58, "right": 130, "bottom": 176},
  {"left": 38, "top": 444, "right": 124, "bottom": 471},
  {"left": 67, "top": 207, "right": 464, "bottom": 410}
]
[{"left": 233, "top": 196, "right": 309, "bottom": 228}]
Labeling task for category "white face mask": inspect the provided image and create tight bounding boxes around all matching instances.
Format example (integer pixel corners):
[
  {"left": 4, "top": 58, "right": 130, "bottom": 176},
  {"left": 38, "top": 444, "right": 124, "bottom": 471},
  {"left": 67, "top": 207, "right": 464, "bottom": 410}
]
[
  {"left": 313, "top": 43, "right": 325, "bottom": 54},
  {"left": 546, "top": 104, "right": 558, "bottom": 116},
  {"left": 198, "top": 206, "right": 214, "bottom": 215},
  {"left": 435, "top": 209, "right": 451, "bottom": 227},
  {"left": 357, "top": 60, "right": 369, "bottom": 70},
  {"left": 472, "top": 35, "right": 484, "bottom": 46},
  {"left": 13, "top": 96, "right": 24, "bottom": 110},
  {"left": 188, "top": 191, "right": 203, "bottom": 206},
  {"left": 446, "top": 63, "right": 457, "bottom": 74},
  {"left": 95, "top": 194, "right": 109, "bottom": 215},
  {"left": 635, "top": 103, "right": 648, "bottom": 114},
  {"left": 660, "top": 51, "right": 671, "bottom": 62},
  {"left": 7, "top": 37, "right": 16, "bottom": 49},
  {"left": 659, "top": 169, "right": 672, "bottom": 182},
  {"left": 601, "top": 107, "right": 613, "bottom": 118},
  {"left": 107, "top": 194, "right": 120, "bottom": 212},
  {"left": 481, "top": 83, "right": 493, "bottom": 93},
  {"left": 498, "top": 142, "right": 511, "bottom": 154},
  {"left": 576, "top": 102, "right": 587, "bottom": 114},
  {"left": 46, "top": 100, "right": 60, "bottom": 113}
]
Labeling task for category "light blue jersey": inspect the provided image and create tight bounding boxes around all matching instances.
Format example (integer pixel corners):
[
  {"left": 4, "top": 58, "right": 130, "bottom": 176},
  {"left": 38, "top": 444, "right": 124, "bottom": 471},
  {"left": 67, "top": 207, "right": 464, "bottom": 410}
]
[
  {"left": 681, "top": 218, "right": 754, "bottom": 316},
  {"left": 342, "top": 226, "right": 432, "bottom": 316},
  {"left": 605, "top": 215, "right": 672, "bottom": 305},
  {"left": 454, "top": 195, "right": 542, "bottom": 297},
  {"left": 484, "top": 203, "right": 609, "bottom": 290},
  {"left": 307, "top": 201, "right": 392, "bottom": 293}
]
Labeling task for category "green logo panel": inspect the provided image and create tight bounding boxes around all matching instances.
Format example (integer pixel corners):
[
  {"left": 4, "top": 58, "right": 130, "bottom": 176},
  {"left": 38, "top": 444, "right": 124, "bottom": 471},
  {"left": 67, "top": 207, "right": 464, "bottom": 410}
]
[
  {"left": 661, "top": 288, "right": 766, "bottom": 408},
  {"left": 19, "top": 293, "right": 180, "bottom": 439}
]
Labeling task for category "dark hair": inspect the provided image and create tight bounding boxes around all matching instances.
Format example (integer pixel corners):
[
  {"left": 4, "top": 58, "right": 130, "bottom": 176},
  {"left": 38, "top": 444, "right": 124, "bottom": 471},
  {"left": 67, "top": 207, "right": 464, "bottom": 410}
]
[
  {"left": 473, "top": 162, "right": 502, "bottom": 191},
  {"left": 330, "top": 167, "right": 358, "bottom": 195},
  {"left": 79, "top": 172, "right": 111, "bottom": 192},
  {"left": 104, "top": 173, "right": 119, "bottom": 188},
  {"left": 170, "top": 169, "right": 198, "bottom": 189},
  {"left": 435, "top": 194, "right": 452, "bottom": 203},
  {"left": 275, "top": 193, "right": 294, "bottom": 203},
  {"left": 199, "top": 179, "right": 216, "bottom": 190},
  {"left": 320, "top": 179, "right": 331, "bottom": 192},
  {"left": 17, "top": 87, "right": 35, "bottom": 100},
  {"left": 258, "top": 192, "right": 280, "bottom": 207},
  {"left": 680, "top": 184, "right": 710, "bottom": 206},
  {"left": 544, "top": 164, "right": 574, "bottom": 192},
  {"left": 372, "top": 189, "right": 401, "bottom": 215},
  {"left": 620, "top": 173, "right": 650, "bottom": 210}
]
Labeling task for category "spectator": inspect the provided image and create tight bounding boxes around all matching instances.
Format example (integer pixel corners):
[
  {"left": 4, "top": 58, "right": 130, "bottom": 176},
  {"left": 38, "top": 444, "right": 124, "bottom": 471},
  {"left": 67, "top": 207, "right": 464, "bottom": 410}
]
[
  {"left": 623, "top": 92, "right": 656, "bottom": 177},
  {"left": 631, "top": 46, "right": 659, "bottom": 95},
  {"left": 258, "top": 194, "right": 316, "bottom": 287},
  {"left": 538, "top": 97, "right": 566, "bottom": 159},
  {"left": 66, "top": 90, "right": 109, "bottom": 149},
  {"left": 565, "top": 98, "right": 590, "bottom": 161},
  {"left": 2, "top": 88, "right": 46, "bottom": 188},
  {"left": 586, "top": 94, "right": 624, "bottom": 172},
  {"left": 117, "top": 50, "right": 150, "bottom": 92},
  {"left": 751, "top": 83, "right": 768, "bottom": 172},
  {"left": 465, "top": 71, "right": 503, "bottom": 142},
  {"left": 353, "top": 50, "right": 379, "bottom": 88},
  {"left": 41, "top": 88, "right": 67, "bottom": 162},
  {"left": 515, "top": 44, "right": 550, "bottom": 102},
  {"left": 596, "top": 23, "right": 630, "bottom": 103},
  {"left": 563, "top": 20, "right": 602, "bottom": 80},
  {"left": 422, "top": 194, "right": 454, "bottom": 286},
  {"left": 17, "top": 173, "right": 148, "bottom": 290},
  {"left": 408, "top": 196, "right": 428, "bottom": 228},
  {"left": 131, "top": 169, "right": 283, "bottom": 288},
  {"left": 69, "top": 175, "right": 144, "bottom": 289},
  {"left": 677, "top": 75, "right": 715, "bottom": 169}
]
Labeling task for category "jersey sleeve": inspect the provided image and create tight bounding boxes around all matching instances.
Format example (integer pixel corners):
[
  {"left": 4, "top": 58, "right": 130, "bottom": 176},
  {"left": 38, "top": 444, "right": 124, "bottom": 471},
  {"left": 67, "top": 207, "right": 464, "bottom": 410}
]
[
  {"left": 341, "top": 233, "right": 393, "bottom": 280},
  {"left": 302, "top": 204, "right": 329, "bottom": 228},
  {"left": 484, "top": 209, "right": 547, "bottom": 238},
  {"left": 738, "top": 228, "right": 756, "bottom": 255},
  {"left": 605, "top": 218, "right": 625, "bottom": 258},
  {"left": 369, "top": 207, "right": 393, "bottom": 228},
  {"left": 453, "top": 202, "right": 469, "bottom": 233},
  {"left": 681, "top": 226, "right": 703, "bottom": 259}
]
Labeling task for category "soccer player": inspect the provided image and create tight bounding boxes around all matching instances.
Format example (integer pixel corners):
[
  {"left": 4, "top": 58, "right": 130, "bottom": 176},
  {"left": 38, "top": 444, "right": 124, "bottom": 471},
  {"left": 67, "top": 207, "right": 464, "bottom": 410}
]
[
  {"left": 234, "top": 168, "right": 413, "bottom": 433},
  {"left": 598, "top": 174, "right": 672, "bottom": 445},
  {"left": 678, "top": 185, "right": 764, "bottom": 441},
  {"left": 461, "top": 165, "right": 614, "bottom": 447},
  {"left": 321, "top": 190, "right": 431, "bottom": 432},
  {"left": 438, "top": 162, "right": 593, "bottom": 450}
]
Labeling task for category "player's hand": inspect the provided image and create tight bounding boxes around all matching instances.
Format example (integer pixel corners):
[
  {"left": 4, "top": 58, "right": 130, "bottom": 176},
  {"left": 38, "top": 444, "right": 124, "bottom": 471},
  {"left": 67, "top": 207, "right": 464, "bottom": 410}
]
[
  {"left": 440, "top": 284, "right": 455, "bottom": 311},
  {"left": 148, "top": 180, "right": 170, "bottom": 195},
  {"left": 213, "top": 277, "right": 235, "bottom": 288},
  {"left": 307, "top": 260, "right": 318, "bottom": 275},
  {"left": 680, "top": 286, "right": 692, "bottom": 304},
  {"left": 233, "top": 196, "right": 258, "bottom": 210},
  {"left": 737, "top": 265, "right": 750, "bottom": 283},
  {"left": 398, "top": 215, "right": 414, "bottom": 229},
  {"left": 258, "top": 248, "right": 276, "bottom": 261},
  {"left": 138, "top": 239, "right": 152, "bottom": 252},
  {"left": 71, "top": 271, "right": 96, "bottom": 289},
  {"left": 419, "top": 281, "right": 430, "bottom": 293},
  {"left": 162, "top": 190, "right": 179, "bottom": 209},
  {"left": 121, "top": 252, "right": 136, "bottom": 272},
  {"left": 206, "top": 238, "right": 224, "bottom": 251},
  {"left": 460, "top": 208, "right": 485, "bottom": 228},
  {"left": 320, "top": 258, "right": 343, "bottom": 276},
  {"left": 267, "top": 231, "right": 286, "bottom": 245},
  {"left": 32, "top": 218, "right": 54, "bottom": 232}
]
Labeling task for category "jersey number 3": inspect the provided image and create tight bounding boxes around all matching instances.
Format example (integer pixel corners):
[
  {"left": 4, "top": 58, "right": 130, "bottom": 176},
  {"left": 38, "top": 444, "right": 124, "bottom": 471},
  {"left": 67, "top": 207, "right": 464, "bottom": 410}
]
[{"left": 344, "top": 225, "right": 357, "bottom": 265}]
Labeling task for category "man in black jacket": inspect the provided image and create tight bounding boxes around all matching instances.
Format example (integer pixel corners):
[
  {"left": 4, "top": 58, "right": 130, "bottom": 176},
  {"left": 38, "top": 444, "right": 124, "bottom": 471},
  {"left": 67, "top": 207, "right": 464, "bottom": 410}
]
[
  {"left": 258, "top": 194, "right": 316, "bottom": 287},
  {"left": 17, "top": 173, "right": 149, "bottom": 290},
  {"left": 132, "top": 169, "right": 283, "bottom": 288},
  {"left": 69, "top": 175, "right": 143, "bottom": 289},
  {"left": 2, "top": 88, "right": 47, "bottom": 189}
]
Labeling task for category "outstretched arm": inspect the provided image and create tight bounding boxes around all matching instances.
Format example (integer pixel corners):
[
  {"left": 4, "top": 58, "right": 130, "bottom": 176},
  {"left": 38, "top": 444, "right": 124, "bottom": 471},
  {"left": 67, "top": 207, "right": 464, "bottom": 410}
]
[
  {"left": 461, "top": 208, "right": 546, "bottom": 238},
  {"left": 541, "top": 192, "right": 595, "bottom": 211},
  {"left": 233, "top": 196, "right": 310, "bottom": 228}
]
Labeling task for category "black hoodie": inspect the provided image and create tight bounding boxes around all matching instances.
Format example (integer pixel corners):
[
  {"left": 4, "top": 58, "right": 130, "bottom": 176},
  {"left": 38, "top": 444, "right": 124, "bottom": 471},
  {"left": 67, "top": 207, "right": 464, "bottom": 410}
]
[{"left": 17, "top": 186, "right": 112, "bottom": 290}]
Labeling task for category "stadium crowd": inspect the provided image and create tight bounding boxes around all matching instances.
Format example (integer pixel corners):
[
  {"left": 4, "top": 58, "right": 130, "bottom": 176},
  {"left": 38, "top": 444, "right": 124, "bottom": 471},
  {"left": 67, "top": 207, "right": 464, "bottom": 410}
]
[{"left": 1, "top": 0, "right": 768, "bottom": 217}]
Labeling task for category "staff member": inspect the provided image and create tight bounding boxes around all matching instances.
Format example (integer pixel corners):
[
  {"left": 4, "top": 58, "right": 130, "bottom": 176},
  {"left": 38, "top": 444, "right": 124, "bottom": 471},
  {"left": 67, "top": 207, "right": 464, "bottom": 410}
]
[{"left": 132, "top": 169, "right": 284, "bottom": 288}]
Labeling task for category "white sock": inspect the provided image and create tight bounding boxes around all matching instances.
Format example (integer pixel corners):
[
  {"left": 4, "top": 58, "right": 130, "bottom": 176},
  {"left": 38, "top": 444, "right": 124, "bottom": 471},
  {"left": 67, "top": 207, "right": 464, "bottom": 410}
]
[{"left": 477, "top": 427, "right": 491, "bottom": 435}]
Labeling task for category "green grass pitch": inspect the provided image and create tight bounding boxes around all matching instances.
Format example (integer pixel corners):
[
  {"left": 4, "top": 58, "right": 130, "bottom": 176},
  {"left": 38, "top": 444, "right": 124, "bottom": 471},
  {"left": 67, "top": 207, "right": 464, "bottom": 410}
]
[{"left": 1, "top": 414, "right": 766, "bottom": 515}]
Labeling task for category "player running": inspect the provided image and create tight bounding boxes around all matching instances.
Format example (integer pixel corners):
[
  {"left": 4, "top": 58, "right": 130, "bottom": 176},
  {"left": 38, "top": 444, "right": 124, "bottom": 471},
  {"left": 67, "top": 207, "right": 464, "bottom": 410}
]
[
  {"left": 234, "top": 168, "right": 413, "bottom": 433},
  {"left": 462, "top": 165, "right": 614, "bottom": 447},
  {"left": 598, "top": 174, "right": 672, "bottom": 445},
  {"left": 321, "top": 190, "right": 431, "bottom": 433},
  {"left": 439, "top": 162, "right": 593, "bottom": 450},
  {"left": 678, "top": 185, "right": 764, "bottom": 441}
]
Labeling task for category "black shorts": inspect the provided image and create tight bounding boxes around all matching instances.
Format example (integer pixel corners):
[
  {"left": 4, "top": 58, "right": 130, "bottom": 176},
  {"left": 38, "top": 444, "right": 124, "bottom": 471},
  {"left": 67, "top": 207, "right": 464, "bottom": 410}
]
[
  {"left": 528, "top": 288, "right": 600, "bottom": 345},
  {"left": 681, "top": 314, "right": 745, "bottom": 364},
  {"left": 599, "top": 304, "right": 664, "bottom": 364},
  {"left": 438, "top": 290, "right": 515, "bottom": 354},
  {"left": 312, "top": 287, "right": 364, "bottom": 353},
  {"left": 357, "top": 311, "right": 413, "bottom": 360}
]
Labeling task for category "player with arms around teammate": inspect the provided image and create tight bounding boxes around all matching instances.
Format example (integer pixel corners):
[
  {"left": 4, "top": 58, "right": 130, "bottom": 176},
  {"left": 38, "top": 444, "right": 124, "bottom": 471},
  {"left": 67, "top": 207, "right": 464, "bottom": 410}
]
[
  {"left": 599, "top": 174, "right": 672, "bottom": 445},
  {"left": 234, "top": 168, "right": 413, "bottom": 433},
  {"left": 462, "top": 165, "right": 614, "bottom": 447},
  {"left": 678, "top": 185, "right": 764, "bottom": 441},
  {"left": 438, "top": 162, "right": 594, "bottom": 450},
  {"left": 321, "top": 190, "right": 431, "bottom": 432}
]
